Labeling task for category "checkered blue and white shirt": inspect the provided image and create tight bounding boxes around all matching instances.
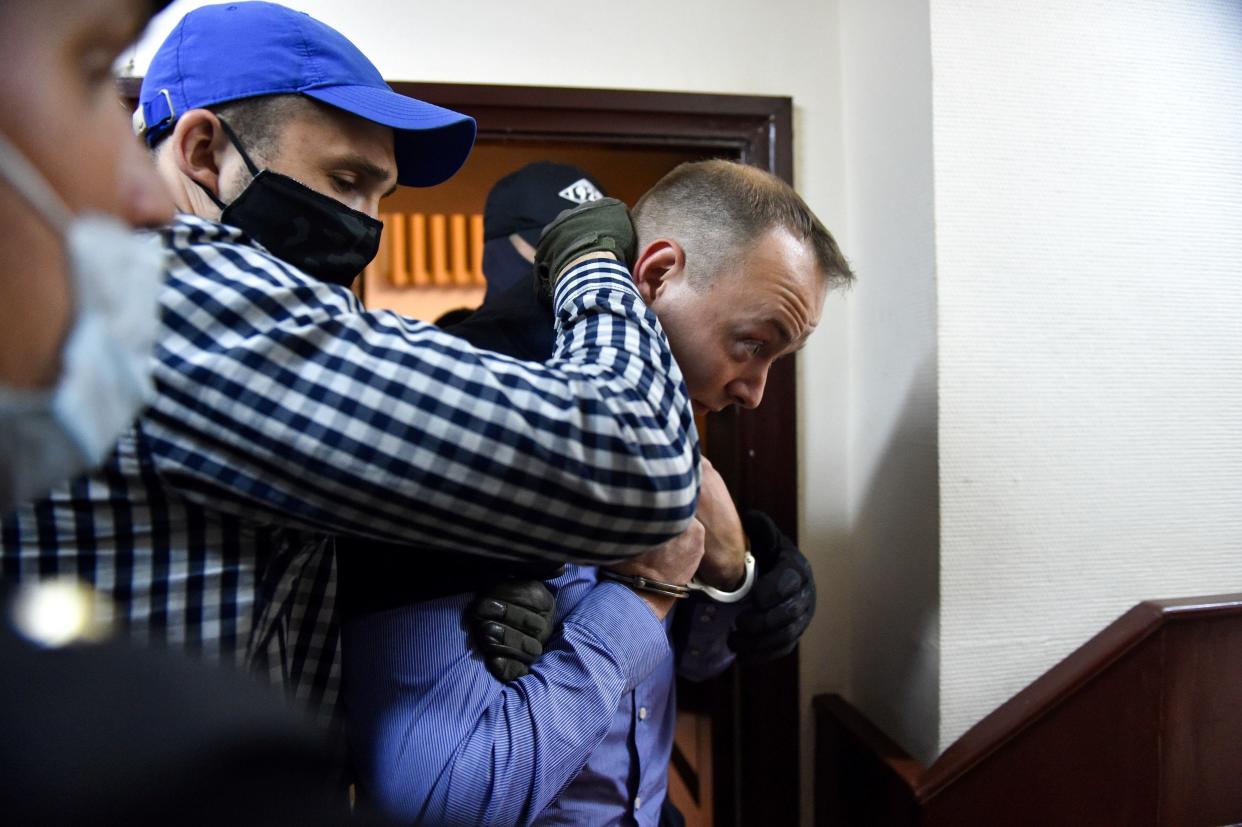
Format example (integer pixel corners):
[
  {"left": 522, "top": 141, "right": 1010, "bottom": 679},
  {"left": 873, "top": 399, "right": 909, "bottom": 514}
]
[{"left": 1, "top": 215, "right": 699, "bottom": 724}]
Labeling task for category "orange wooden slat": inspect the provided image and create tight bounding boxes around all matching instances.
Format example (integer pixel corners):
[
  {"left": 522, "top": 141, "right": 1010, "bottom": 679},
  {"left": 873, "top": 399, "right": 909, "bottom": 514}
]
[{"left": 409, "top": 213, "right": 430, "bottom": 287}]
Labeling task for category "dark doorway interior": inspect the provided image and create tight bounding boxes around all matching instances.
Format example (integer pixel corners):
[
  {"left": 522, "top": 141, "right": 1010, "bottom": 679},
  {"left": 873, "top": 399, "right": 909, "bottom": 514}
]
[{"left": 386, "top": 83, "right": 803, "bottom": 827}]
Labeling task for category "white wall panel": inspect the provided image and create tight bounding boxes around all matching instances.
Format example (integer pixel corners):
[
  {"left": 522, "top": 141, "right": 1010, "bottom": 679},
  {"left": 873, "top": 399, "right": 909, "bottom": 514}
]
[
  {"left": 835, "top": 0, "right": 940, "bottom": 766},
  {"left": 931, "top": 0, "right": 1242, "bottom": 750}
]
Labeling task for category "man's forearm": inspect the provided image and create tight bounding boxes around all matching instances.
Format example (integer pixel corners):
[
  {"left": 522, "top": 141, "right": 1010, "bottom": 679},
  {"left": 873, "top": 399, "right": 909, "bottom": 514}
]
[{"left": 147, "top": 230, "right": 699, "bottom": 564}]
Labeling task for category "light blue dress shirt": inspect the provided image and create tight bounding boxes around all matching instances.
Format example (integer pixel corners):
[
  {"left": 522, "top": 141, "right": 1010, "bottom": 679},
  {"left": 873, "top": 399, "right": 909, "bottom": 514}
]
[{"left": 343, "top": 564, "right": 746, "bottom": 826}]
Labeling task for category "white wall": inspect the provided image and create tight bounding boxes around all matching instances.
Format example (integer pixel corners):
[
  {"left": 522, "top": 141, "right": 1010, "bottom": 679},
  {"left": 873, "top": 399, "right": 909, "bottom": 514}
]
[
  {"left": 833, "top": 0, "right": 941, "bottom": 765},
  {"left": 129, "top": 0, "right": 855, "bottom": 819},
  {"left": 932, "top": 0, "right": 1242, "bottom": 749}
]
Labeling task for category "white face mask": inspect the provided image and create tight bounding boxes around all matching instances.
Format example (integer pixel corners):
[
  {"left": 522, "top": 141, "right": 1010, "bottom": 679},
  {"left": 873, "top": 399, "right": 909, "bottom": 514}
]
[{"left": 0, "top": 132, "right": 166, "bottom": 511}]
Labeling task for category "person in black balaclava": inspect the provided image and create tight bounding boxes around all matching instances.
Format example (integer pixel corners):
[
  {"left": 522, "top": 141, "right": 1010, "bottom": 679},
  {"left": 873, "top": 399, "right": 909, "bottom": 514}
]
[{"left": 450, "top": 161, "right": 608, "bottom": 360}]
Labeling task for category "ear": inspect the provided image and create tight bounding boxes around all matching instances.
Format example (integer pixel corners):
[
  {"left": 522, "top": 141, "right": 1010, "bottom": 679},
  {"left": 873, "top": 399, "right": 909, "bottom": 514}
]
[
  {"left": 630, "top": 239, "right": 686, "bottom": 304},
  {"left": 167, "top": 109, "right": 231, "bottom": 200}
]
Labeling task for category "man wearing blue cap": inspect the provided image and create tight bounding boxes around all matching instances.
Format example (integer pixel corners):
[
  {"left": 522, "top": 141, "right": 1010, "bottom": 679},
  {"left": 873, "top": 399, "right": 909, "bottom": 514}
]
[{"left": 1, "top": 0, "right": 701, "bottom": 733}]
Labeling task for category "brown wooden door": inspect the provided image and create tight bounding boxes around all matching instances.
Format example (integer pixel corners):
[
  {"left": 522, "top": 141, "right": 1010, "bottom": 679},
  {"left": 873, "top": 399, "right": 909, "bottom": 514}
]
[{"left": 385, "top": 83, "right": 804, "bottom": 827}]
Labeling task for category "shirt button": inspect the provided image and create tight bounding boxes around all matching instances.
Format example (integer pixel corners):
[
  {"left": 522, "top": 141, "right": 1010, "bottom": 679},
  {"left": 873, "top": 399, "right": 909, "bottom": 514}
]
[
  {"left": 635, "top": 796, "right": 643, "bottom": 810},
  {"left": 690, "top": 648, "right": 702, "bottom": 657},
  {"left": 638, "top": 706, "right": 649, "bottom": 720}
]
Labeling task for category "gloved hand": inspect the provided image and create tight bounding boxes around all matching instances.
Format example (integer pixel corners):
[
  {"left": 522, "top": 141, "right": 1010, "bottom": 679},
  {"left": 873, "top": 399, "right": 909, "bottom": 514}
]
[
  {"left": 728, "top": 510, "right": 816, "bottom": 665},
  {"left": 469, "top": 578, "right": 556, "bottom": 682},
  {"left": 533, "top": 197, "right": 637, "bottom": 299}
]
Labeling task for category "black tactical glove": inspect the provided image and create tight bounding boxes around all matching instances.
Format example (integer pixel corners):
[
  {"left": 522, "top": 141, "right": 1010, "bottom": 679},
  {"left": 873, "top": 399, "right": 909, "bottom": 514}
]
[
  {"left": 533, "top": 197, "right": 637, "bottom": 299},
  {"left": 728, "top": 510, "right": 816, "bottom": 665},
  {"left": 469, "top": 578, "right": 556, "bottom": 682}
]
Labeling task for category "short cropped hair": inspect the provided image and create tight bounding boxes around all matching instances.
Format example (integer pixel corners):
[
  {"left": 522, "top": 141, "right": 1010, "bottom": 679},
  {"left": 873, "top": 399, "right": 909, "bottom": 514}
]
[
  {"left": 152, "top": 94, "right": 313, "bottom": 165},
  {"left": 632, "top": 159, "right": 853, "bottom": 290}
]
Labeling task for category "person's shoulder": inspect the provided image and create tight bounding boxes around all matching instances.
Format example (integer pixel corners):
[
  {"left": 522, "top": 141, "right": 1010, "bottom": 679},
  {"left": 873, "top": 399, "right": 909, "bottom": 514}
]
[
  {"left": 162, "top": 212, "right": 247, "bottom": 250},
  {"left": 162, "top": 213, "right": 280, "bottom": 281},
  {"left": 161, "top": 214, "right": 357, "bottom": 306}
]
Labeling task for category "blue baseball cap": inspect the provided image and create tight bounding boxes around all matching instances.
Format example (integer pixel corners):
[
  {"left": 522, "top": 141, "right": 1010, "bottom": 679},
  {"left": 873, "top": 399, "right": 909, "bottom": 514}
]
[{"left": 135, "top": 1, "right": 476, "bottom": 187}]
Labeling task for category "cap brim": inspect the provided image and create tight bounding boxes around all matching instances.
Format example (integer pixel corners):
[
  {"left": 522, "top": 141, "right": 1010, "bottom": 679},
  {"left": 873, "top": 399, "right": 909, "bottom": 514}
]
[{"left": 304, "top": 85, "right": 476, "bottom": 188}]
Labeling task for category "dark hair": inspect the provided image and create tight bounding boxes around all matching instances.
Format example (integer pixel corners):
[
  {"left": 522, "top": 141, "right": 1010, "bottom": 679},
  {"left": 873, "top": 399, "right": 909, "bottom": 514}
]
[
  {"left": 150, "top": 94, "right": 311, "bottom": 163},
  {"left": 206, "top": 94, "right": 313, "bottom": 164},
  {"left": 632, "top": 159, "right": 853, "bottom": 290}
]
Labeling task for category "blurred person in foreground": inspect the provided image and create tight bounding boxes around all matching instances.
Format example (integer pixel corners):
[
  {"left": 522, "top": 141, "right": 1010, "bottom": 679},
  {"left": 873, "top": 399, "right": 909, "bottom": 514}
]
[
  {"left": 0, "top": 0, "right": 173, "bottom": 509},
  {"left": 0, "top": 2, "right": 369, "bottom": 824}
]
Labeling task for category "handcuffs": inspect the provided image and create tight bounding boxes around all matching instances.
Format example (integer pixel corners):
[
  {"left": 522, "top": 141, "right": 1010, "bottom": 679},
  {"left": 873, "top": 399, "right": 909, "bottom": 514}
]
[{"left": 600, "top": 550, "right": 756, "bottom": 604}]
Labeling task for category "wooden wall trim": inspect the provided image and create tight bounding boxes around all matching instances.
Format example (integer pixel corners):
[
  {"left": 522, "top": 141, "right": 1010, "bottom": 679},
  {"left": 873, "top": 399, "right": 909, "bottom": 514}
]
[
  {"left": 815, "top": 693, "right": 922, "bottom": 827},
  {"left": 819, "top": 694, "right": 923, "bottom": 789},
  {"left": 815, "top": 593, "right": 1242, "bottom": 826},
  {"left": 120, "top": 77, "right": 792, "bottom": 175},
  {"left": 919, "top": 593, "right": 1242, "bottom": 798},
  {"left": 917, "top": 601, "right": 1165, "bottom": 796},
  {"left": 383, "top": 82, "right": 790, "bottom": 117}
]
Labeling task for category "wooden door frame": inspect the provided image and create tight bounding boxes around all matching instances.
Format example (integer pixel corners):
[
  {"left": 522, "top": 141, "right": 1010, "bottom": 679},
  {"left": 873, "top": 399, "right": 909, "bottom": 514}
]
[
  {"left": 121, "top": 78, "right": 803, "bottom": 825},
  {"left": 396, "top": 83, "right": 801, "bottom": 827}
]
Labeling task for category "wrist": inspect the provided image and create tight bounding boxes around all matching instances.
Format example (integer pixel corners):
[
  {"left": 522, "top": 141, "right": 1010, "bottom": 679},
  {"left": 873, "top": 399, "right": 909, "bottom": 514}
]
[
  {"left": 696, "top": 557, "right": 746, "bottom": 591},
  {"left": 551, "top": 251, "right": 621, "bottom": 296},
  {"left": 563, "top": 251, "right": 618, "bottom": 275},
  {"left": 599, "top": 569, "right": 692, "bottom": 620},
  {"left": 636, "top": 591, "right": 676, "bottom": 621},
  {"left": 600, "top": 569, "right": 691, "bottom": 599}
]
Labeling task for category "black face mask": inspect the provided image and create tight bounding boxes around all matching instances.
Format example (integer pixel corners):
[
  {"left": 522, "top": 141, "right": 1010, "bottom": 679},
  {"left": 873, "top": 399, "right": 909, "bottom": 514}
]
[{"left": 200, "top": 118, "right": 383, "bottom": 288}]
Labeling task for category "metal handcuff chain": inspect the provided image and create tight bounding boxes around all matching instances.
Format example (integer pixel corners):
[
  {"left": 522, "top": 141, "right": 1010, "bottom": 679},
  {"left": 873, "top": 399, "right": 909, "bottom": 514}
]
[{"left": 601, "top": 551, "right": 756, "bottom": 604}]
